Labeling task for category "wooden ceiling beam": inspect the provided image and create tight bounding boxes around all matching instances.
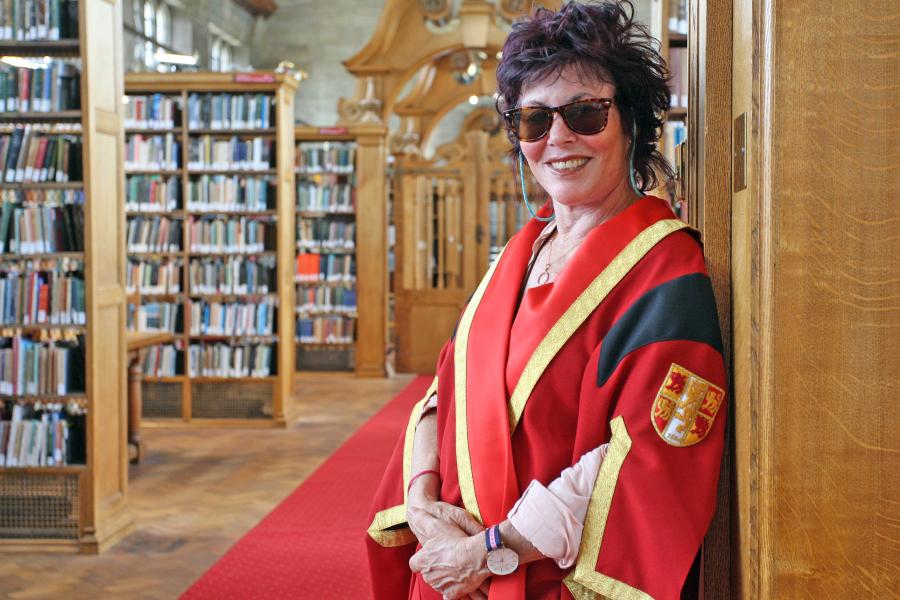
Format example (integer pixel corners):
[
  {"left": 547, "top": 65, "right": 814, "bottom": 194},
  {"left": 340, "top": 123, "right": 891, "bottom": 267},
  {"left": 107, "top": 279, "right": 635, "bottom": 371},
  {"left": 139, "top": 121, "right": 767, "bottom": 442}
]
[{"left": 233, "top": 0, "right": 278, "bottom": 18}]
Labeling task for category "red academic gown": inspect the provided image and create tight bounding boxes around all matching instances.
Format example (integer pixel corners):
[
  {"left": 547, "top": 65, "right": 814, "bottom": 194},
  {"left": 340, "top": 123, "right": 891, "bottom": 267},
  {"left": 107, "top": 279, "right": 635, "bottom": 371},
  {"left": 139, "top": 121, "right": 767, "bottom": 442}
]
[{"left": 366, "top": 196, "right": 727, "bottom": 600}]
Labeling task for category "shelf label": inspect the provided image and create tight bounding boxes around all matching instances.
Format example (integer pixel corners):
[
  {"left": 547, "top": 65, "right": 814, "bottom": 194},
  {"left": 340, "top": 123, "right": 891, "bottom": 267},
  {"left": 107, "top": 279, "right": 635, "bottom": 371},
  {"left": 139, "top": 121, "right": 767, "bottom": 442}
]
[
  {"left": 317, "top": 127, "right": 349, "bottom": 136},
  {"left": 234, "top": 73, "right": 276, "bottom": 84}
]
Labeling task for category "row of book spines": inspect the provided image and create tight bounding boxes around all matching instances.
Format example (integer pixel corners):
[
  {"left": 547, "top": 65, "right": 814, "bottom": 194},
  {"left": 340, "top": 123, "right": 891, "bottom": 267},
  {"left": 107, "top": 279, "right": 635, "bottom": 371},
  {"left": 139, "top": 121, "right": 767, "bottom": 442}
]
[
  {"left": 296, "top": 317, "right": 355, "bottom": 344},
  {"left": 142, "top": 344, "right": 180, "bottom": 377},
  {"left": 187, "top": 260, "right": 275, "bottom": 293},
  {"left": 297, "top": 219, "right": 355, "bottom": 242},
  {"left": 124, "top": 134, "right": 179, "bottom": 168},
  {"left": 187, "top": 343, "right": 274, "bottom": 378},
  {"left": 297, "top": 181, "right": 356, "bottom": 207},
  {"left": 0, "top": 62, "right": 80, "bottom": 113},
  {"left": 0, "top": 406, "right": 76, "bottom": 466},
  {"left": 125, "top": 176, "right": 179, "bottom": 209},
  {"left": 0, "top": 202, "right": 82, "bottom": 254},
  {"left": 124, "top": 95, "right": 179, "bottom": 129},
  {"left": 0, "top": 271, "right": 85, "bottom": 326},
  {"left": 126, "top": 261, "right": 179, "bottom": 294},
  {"left": 125, "top": 218, "right": 182, "bottom": 253},
  {"left": 186, "top": 218, "right": 273, "bottom": 247},
  {"left": 125, "top": 176, "right": 274, "bottom": 207},
  {"left": 1, "top": 128, "right": 81, "bottom": 183},
  {"left": 187, "top": 176, "right": 271, "bottom": 209},
  {"left": 296, "top": 254, "right": 355, "bottom": 279},
  {"left": 187, "top": 137, "right": 274, "bottom": 170},
  {"left": 187, "top": 93, "right": 273, "bottom": 131},
  {"left": 297, "top": 286, "right": 357, "bottom": 308},
  {"left": 0, "top": 415, "right": 67, "bottom": 466},
  {"left": 295, "top": 145, "right": 356, "bottom": 172},
  {"left": 0, "top": 0, "right": 79, "bottom": 41},
  {"left": 1, "top": 188, "right": 83, "bottom": 205},
  {"left": 189, "top": 301, "right": 276, "bottom": 336},
  {"left": 0, "top": 337, "right": 83, "bottom": 396},
  {"left": 663, "top": 121, "right": 687, "bottom": 168},
  {"left": 296, "top": 204, "right": 355, "bottom": 215},
  {"left": 127, "top": 302, "right": 181, "bottom": 333}
]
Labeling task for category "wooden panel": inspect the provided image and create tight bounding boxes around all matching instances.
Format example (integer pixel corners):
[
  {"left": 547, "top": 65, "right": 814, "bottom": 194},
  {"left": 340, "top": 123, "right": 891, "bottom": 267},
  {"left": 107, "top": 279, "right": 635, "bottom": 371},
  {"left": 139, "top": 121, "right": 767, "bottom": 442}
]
[
  {"left": 83, "top": 0, "right": 117, "bottom": 114},
  {"left": 730, "top": 0, "right": 755, "bottom": 595},
  {"left": 396, "top": 291, "right": 464, "bottom": 373},
  {"left": 275, "top": 85, "right": 296, "bottom": 407},
  {"left": 733, "top": 0, "right": 900, "bottom": 596},
  {"left": 88, "top": 132, "right": 122, "bottom": 289},
  {"left": 766, "top": 1, "right": 899, "bottom": 595},
  {"left": 354, "top": 126, "right": 389, "bottom": 377},
  {"left": 79, "top": 0, "right": 133, "bottom": 553},
  {"left": 91, "top": 301, "right": 125, "bottom": 500},
  {"left": 689, "top": 0, "right": 733, "bottom": 597}
]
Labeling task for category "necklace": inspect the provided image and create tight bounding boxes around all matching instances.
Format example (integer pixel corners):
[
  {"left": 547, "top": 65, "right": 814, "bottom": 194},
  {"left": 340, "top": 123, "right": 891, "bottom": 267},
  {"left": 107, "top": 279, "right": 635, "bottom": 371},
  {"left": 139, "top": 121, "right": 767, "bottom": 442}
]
[{"left": 536, "top": 232, "right": 579, "bottom": 285}]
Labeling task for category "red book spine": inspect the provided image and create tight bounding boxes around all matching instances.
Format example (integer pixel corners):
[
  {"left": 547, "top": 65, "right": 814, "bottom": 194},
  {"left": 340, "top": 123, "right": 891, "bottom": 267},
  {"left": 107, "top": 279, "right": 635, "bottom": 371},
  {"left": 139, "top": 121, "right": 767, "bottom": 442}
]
[{"left": 37, "top": 282, "right": 49, "bottom": 323}]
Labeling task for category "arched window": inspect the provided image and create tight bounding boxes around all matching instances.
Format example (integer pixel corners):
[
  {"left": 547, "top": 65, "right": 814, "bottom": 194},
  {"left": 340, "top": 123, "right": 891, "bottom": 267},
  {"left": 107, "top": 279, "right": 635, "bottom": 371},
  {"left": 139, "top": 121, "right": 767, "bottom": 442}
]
[
  {"left": 144, "top": 40, "right": 155, "bottom": 68},
  {"left": 220, "top": 43, "right": 232, "bottom": 72},
  {"left": 142, "top": 0, "right": 155, "bottom": 39},
  {"left": 210, "top": 38, "right": 222, "bottom": 72},
  {"left": 156, "top": 3, "right": 171, "bottom": 47},
  {"left": 132, "top": 0, "right": 143, "bottom": 32}
]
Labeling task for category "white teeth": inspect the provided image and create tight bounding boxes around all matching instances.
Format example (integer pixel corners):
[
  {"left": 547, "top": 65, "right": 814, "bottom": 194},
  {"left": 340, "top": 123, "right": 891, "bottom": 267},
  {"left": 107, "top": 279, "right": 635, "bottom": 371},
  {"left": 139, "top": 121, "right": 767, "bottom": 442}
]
[{"left": 549, "top": 158, "right": 588, "bottom": 170}]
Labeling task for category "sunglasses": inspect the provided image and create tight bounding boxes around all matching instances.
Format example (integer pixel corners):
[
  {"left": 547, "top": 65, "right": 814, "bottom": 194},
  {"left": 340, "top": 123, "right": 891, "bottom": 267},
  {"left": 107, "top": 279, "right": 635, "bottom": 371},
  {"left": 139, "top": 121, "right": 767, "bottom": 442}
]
[{"left": 502, "top": 98, "right": 614, "bottom": 142}]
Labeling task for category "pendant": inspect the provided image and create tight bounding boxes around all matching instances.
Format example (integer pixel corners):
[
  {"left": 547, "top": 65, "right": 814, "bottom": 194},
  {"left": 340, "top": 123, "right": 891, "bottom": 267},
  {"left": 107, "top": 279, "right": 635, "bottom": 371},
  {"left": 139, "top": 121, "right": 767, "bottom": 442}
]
[{"left": 537, "top": 270, "right": 550, "bottom": 285}]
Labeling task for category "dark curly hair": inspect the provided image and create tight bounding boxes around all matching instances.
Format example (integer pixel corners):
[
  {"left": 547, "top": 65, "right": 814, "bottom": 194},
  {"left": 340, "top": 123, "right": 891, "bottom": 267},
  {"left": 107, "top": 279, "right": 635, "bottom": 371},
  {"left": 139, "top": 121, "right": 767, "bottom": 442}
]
[{"left": 495, "top": 0, "right": 673, "bottom": 191}]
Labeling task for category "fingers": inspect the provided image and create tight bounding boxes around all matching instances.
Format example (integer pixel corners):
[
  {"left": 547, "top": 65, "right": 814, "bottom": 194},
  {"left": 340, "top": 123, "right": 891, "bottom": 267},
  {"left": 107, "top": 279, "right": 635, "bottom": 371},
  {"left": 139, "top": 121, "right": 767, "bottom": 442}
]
[
  {"left": 426, "top": 502, "right": 485, "bottom": 536},
  {"left": 445, "top": 509, "right": 484, "bottom": 537},
  {"left": 465, "top": 587, "right": 488, "bottom": 600}
]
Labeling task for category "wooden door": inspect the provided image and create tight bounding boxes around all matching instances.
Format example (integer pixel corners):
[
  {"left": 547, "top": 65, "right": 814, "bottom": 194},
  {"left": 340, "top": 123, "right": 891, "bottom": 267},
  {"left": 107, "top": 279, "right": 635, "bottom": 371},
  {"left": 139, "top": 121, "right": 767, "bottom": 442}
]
[
  {"left": 393, "top": 132, "right": 491, "bottom": 373},
  {"left": 729, "top": 0, "right": 898, "bottom": 597}
]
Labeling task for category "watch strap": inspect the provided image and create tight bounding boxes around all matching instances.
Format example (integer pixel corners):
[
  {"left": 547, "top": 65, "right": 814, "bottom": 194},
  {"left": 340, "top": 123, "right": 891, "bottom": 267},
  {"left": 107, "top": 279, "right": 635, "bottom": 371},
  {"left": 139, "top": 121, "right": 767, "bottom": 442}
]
[{"left": 485, "top": 525, "right": 502, "bottom": 552}]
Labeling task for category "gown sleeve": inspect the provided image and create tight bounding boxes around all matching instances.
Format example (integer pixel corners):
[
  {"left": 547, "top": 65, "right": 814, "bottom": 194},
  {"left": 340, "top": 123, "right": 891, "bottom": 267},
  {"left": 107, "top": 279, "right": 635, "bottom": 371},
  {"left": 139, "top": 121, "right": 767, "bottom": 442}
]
[
  {"left": 508, "top": 443, "right": 609, "bottom": 568},
  {"left": 567, "top": 271, "right": 727, "bottom": 600}
]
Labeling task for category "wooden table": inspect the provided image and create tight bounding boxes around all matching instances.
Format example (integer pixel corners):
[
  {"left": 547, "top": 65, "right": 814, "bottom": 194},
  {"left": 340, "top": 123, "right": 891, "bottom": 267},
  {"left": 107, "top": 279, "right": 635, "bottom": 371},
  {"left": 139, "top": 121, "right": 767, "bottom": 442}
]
[{"left": 126, "top": 331, "right": 175, "bottom": 463}]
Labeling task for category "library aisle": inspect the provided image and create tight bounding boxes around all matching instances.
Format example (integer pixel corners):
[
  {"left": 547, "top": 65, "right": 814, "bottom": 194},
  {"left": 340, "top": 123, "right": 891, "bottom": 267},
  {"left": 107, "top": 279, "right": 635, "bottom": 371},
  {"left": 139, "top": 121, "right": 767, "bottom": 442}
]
[
  {"left": 0, "top": 0, "right": 895, "bottom": 599},
  {"left": 0, "top": 374, "right": 413, "bottom": 599}
]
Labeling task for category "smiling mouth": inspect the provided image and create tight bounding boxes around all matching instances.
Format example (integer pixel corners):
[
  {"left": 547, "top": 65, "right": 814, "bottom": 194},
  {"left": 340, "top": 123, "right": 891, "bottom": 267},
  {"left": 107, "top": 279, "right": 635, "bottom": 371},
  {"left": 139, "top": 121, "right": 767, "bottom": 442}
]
[{"left": 548, "top": 157, "right": 589, "bottom": 171}]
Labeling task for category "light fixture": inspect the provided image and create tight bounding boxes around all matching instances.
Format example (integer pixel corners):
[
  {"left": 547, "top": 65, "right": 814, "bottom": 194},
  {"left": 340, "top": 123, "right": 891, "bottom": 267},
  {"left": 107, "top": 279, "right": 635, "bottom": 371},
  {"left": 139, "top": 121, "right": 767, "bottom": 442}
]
[
  {"left": 450, "top": 50, "right": 488, "bottom": 86},
  {"left": 154, "top": 50, "right": 198, "bottom": 66},
  {"left": 469, "top": 95, "right": 479, "bottom": 105}
]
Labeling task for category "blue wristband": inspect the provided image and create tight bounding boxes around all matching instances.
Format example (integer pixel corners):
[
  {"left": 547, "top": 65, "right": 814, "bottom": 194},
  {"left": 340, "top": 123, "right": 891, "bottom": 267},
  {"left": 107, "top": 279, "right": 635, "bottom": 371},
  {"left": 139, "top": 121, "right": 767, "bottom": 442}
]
[{"left": 484, "top": 525, "right": 502, "bottom": 552}]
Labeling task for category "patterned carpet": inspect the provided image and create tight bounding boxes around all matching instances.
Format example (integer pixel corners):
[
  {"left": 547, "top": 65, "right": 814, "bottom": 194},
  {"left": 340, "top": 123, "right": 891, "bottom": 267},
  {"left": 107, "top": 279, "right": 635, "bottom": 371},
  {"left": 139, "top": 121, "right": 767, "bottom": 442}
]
[{"left": 181, "top": 375, "right": 431, "bottom": 599}]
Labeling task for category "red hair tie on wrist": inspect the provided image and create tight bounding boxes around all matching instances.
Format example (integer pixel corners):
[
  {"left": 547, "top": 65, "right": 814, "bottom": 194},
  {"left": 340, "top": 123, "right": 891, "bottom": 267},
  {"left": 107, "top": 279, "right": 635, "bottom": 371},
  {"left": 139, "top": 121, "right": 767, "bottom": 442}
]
[{"left": 407, "top": 469, "right": 440, "bottom": 493}]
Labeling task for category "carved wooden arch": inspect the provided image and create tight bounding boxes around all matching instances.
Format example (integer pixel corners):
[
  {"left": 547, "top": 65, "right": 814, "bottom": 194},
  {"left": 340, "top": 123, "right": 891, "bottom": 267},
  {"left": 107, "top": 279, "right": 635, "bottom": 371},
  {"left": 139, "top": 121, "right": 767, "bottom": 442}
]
[
  {"left": 428, "top": 106, "right": 507, "bottom": 165},
  {"left": 339, "top": 0, "right": 560, "bottom": 132},
  {"left": 395, "top": 54, "right": 501, "bottom": 149}
]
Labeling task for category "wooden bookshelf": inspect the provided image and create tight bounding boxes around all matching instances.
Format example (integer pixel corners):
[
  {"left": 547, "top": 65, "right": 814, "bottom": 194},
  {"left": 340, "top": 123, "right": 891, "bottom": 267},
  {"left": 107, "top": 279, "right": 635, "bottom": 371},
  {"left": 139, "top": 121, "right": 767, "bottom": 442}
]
[
  {"left": 0, "top": 1, "right": 133, "bottom": 553},
  {"left": 294, "top": 125, "right": 387, "bottom": 377},
  {"left": 124, "top": 72, "right": 298, "bottom": 426}
]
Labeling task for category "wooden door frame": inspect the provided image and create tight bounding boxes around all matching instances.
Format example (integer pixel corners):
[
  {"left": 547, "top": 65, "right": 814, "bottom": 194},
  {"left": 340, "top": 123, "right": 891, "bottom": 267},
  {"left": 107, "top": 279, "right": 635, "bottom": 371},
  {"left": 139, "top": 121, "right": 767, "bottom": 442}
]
[{"left": 687, "top": 0, "right": 734, "bottom": 597}]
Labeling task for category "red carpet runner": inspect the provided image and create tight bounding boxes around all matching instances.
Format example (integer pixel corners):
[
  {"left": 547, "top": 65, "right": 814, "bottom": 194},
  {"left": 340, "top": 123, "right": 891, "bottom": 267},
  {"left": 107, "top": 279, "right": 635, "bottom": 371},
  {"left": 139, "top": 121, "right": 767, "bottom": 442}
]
[{"left": 181, "top": 375, "right": 432, "bottom": 599}]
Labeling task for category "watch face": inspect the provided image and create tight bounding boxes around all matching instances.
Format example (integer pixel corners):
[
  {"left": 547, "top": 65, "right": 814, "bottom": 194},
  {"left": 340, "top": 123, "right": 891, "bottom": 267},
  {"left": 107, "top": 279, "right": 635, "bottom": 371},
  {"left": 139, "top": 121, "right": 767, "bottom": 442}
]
[{"left": 486, "top": 547, "right": 519, "bottom": 576}]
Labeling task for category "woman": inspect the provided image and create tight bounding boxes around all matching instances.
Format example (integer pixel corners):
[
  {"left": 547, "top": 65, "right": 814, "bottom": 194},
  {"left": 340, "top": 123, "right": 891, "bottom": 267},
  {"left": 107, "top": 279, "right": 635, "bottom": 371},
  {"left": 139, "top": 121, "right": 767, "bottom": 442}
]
[{"left": 366, "top": 2, "right": 726, "bottom": 599}]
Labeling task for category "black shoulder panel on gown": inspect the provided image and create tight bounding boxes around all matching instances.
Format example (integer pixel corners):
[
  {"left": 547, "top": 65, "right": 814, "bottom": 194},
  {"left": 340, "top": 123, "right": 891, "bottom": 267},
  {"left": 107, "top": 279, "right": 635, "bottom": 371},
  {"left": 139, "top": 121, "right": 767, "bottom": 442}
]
[{"left": 596, "top": 272, "right": 723, "bottom": 387}]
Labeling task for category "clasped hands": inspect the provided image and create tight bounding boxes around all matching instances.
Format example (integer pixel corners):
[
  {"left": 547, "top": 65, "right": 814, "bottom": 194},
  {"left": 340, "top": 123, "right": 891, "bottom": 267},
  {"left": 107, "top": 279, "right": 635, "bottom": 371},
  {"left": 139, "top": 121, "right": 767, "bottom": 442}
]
[{"left": 407, "top": 499, "right": 492, "bottom": 600}]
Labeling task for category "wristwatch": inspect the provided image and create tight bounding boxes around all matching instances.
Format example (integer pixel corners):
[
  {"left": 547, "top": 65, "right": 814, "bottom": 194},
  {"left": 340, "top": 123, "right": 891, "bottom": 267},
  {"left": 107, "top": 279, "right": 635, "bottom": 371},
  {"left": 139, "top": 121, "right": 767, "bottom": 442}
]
[{"left": 484, "top": 525, "right": 519, "bottom": 576}]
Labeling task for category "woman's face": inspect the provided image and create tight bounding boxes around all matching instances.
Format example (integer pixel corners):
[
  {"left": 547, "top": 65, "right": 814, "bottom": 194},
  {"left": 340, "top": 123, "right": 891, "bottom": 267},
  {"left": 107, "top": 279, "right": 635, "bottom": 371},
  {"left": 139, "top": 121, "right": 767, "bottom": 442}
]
[{"left": 518, "top": 64, "right": 631, "bottom": 209}]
